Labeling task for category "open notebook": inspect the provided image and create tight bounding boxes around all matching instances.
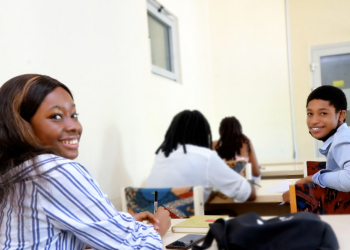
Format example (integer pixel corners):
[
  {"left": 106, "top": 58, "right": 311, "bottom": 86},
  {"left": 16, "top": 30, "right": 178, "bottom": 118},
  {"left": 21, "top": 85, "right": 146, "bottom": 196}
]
[{"left": 171, "top": 215, "right": 228, "bottom": 234}]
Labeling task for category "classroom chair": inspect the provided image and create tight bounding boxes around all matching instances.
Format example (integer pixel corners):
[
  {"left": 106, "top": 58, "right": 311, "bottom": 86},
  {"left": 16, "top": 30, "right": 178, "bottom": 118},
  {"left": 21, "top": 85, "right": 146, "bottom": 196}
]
[
  {"left": 289, "top": 183, "right": 350, "bottom": 214},
  {"left": 121, "top": 186, "right": 204, "bottom": 218},
  {"left": 306, "top": 161, "right": 326, "bottom": 176},
  {"left": 225, "top": 160, "right": 247, "bottom": 177}
]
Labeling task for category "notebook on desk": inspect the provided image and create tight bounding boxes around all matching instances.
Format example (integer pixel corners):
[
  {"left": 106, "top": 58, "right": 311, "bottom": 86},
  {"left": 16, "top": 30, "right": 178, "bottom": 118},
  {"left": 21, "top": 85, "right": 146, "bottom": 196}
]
[{"left": 171, "top": 215, "right": 228, "bottom": 234}]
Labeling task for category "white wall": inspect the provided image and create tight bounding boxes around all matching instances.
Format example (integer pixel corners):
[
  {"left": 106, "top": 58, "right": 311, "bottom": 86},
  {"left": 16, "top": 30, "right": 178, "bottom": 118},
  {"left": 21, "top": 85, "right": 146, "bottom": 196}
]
[
  {"left": 143, "top": 0, "right": 216, "bottom": 177},
  {"left": 209, "top": 0, "right": 294, "bottom": 162},
  {"left": 0, "top": 0, "right": 215, "bottom": 209}
]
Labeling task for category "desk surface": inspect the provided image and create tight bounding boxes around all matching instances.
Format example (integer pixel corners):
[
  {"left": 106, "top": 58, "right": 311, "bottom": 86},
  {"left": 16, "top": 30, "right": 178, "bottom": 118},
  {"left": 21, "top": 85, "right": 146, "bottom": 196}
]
[
  {"left": 260, "top": 158, "right": 327, "bottom": 167},
  {"left": 208, "top": 178, "right": 298, "bottom": 204},
  {"left": 260, "top": 161, "right": 304, "bottom": 167},
  {"left": 261, "top": 165, "right": 304, "bottom": 178},
  {"left": 163, "top": 215, "right": 348, "bottom": 249},
  {"left": 162, "top": 219, "right": 209, "bottom": 250}
]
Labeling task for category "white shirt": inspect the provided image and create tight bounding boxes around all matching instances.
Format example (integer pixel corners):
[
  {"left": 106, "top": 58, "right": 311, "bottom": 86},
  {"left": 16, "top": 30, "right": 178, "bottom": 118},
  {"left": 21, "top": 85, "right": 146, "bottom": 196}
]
[
  {"left": 146, "top": 144, "right": 251, "bottom": 202},
  {"left": 0, "top": 154, "right": 162, "bottom": 250}
]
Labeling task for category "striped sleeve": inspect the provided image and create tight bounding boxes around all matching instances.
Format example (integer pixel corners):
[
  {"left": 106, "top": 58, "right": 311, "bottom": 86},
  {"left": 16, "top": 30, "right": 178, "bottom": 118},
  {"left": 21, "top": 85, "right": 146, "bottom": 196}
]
[{"left": 37, "top": 161, "right": 162, "bottom": 250}]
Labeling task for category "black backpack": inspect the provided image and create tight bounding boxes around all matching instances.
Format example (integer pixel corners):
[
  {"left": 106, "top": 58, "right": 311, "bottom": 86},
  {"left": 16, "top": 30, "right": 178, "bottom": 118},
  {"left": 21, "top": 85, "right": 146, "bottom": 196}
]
[{"left": 192, "top": 212, "right": 338, "bottom": 250}]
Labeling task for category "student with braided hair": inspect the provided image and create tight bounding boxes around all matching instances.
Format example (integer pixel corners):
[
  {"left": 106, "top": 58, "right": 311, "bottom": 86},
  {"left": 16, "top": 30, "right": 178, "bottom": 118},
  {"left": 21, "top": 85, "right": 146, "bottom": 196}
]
[
  {"left": 213, "top": 116, "right": 261, "bottom": 179},
  {"left": 146, "top": 110, "right": 256, "bottom": 203}
]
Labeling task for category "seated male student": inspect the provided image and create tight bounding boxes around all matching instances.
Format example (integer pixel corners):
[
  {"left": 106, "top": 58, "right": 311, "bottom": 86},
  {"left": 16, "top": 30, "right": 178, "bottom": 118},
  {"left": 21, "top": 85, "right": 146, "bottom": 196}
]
[
  {"left": 283, "top": 85, "right": 350, "bottom": 202},
  {"left": 146, "top": 110, "right": 256, "bottom": 203}
]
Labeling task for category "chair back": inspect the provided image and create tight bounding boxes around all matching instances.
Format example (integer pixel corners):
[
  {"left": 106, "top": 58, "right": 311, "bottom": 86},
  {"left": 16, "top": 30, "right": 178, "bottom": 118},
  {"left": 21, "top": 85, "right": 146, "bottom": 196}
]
[
  {"left": 290, "top": 183, "right": 350, "bottom": 214},
  {"left": 306, "top": 161, "right": 326, "bottom": 176},
  {"left": 225, "top": 160, "right": 252, "bottom": 179},
  {"left": 120, "top": 186, "right": 204, "bottom": 218}
]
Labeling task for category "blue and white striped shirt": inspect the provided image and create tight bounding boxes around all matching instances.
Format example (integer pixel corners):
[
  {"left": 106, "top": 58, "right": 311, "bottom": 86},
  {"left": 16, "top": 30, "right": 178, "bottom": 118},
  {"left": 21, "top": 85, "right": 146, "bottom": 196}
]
[{"left": 0, "top": 154, "right": 162, "bottom": 250}]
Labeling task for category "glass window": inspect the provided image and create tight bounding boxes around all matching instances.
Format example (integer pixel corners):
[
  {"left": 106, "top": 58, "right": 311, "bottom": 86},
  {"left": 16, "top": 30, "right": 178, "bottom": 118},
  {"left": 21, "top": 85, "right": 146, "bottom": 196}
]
[
  {"left": 147, "top": 0, "right": 179, "bottom": 81},
  {"left": 148, "top": 14, "right": 172, "bottom": 71},
  {"left": 320, "top": 53, "right": 350, "bottom": 89},
  {"left": 320, "top": 53, "right": 350, "bottom": 122}
]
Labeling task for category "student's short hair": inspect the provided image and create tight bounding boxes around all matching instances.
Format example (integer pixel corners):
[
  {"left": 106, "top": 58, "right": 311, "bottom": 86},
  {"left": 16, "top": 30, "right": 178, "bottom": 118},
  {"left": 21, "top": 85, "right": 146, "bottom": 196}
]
[{"left": 307, "top": 85, "right": 347, "bottom": 116}]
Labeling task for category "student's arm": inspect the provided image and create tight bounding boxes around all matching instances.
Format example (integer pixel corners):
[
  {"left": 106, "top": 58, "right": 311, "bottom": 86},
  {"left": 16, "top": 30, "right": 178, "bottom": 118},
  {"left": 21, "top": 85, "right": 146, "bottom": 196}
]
[
  {"left": 282, "top": 176, "right": 314, "bottom": 203},
  {"left": 247, "top": 140, "right": 261, "bottom": 178},
  {"left": 247, "top": 183, "right": 256, "bottom": 201},
  {"left": 313, "top": 135, "right": 350, "bottom": 192},
  {"left": 132, "top": 208, "right": 171, "bottom": 237},
  {"left": 295, "top": 175, "right": 314, "bottom": 184},
  {"left": 42, "top": 162, "right": 164, "bottom": 249},
  {"left": 282, "top": 191, "right": 290, "bottom": 203},
  {"left": 206, "top": 151, "right": 256, "bottom": 202}
]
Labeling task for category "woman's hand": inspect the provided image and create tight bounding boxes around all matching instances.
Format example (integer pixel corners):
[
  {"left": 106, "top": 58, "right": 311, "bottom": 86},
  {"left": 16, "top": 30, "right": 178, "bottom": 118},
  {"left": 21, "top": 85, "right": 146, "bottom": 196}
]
[
  {"left": 132, "top": 211, "right": 160, "bottom": 227},
  {"left": 153, "top": 207, "right": 171, "bottom": 237},
  {"left": 132, "top": 208, "right": 171, "bottom": 236}
]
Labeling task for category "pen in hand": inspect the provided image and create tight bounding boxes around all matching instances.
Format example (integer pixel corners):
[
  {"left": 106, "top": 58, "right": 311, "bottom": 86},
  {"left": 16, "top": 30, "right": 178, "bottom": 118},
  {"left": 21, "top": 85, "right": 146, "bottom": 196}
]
[
  {"left": 154, "top": 191, "right": 158, "bottom": 214},
  {"left": 278, "top": 201, "right": 285, "bottom": 206}
]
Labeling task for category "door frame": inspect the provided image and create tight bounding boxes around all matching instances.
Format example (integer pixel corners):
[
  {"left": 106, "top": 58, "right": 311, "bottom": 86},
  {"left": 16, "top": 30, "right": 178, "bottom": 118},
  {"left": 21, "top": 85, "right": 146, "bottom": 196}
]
[{"left": 309, "top": 42, "right": 350, "bottom": 158}]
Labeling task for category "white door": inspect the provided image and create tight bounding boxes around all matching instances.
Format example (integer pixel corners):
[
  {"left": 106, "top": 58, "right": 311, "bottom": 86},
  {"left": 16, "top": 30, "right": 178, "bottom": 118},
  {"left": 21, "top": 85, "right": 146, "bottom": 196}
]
[{"left": 310, "top": 42, "right": 350, "bottom": 158}]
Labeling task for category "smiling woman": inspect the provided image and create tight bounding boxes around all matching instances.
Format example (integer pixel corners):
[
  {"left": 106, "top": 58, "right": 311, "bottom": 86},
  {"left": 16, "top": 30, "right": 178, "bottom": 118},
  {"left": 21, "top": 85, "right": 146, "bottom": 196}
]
[
  {"left": 0, "top": 74, "right": 170, "bottom": 250},
  {"left": 29, "top": 86, "right": 83, "bottom": 160}
]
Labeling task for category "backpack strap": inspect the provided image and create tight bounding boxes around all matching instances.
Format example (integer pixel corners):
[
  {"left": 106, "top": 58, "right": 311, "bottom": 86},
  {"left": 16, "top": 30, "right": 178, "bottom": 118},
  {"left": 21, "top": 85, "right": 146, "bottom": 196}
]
[{"left": 192, "top": 218, "right": 229, "bottom": 250}]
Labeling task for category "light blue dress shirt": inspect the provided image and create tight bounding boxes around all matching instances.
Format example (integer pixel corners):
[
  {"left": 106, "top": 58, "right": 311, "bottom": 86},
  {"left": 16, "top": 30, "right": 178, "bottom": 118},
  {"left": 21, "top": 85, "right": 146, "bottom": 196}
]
[{"left": 312, "top": 123, "right": 350, "bottom": 191}]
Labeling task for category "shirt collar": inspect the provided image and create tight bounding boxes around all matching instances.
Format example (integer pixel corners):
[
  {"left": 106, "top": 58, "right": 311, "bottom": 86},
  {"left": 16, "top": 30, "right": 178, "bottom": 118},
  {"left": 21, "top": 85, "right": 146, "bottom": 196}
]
[
  {"left": 337, "top": 122, "right": 348, "bottom": 132},
  {"left": 319, "top": 123, "right": 348, "bottom": 156}
]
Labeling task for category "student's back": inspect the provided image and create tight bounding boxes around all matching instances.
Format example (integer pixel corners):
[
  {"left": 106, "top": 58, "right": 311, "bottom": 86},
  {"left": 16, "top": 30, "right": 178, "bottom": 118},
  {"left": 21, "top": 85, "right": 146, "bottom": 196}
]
[
  {"left": 147, "top": 144, "right": 251, "bottom": 202},
  {"left": 146, "top": 110, "right": 256, "bottom": 203}
]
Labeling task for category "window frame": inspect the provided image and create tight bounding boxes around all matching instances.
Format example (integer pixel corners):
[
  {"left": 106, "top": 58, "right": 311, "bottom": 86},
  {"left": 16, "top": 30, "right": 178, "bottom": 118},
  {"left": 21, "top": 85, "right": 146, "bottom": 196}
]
[{"left": 147, "top": 0, "right": 179, "bottom": 81}]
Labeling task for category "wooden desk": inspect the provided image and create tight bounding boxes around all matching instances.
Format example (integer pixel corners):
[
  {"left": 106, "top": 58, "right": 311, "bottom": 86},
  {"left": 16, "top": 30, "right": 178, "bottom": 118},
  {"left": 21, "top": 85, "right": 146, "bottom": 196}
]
[
  {"left": 205, "top": 179, "right": 298, "bottom": 216},
  {"left": 261, "top": 165, "right": 304, "bottom": 180},
  {"left": 163, "top": 215, "right": 348, "bottom": 249},
  {"left": 209, "top": 179, "right": 298, "bottom": 203},
  {"left": 260, "top": 161, "right": 304, "bottom": 167}
]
